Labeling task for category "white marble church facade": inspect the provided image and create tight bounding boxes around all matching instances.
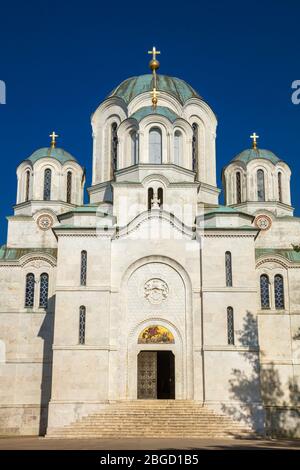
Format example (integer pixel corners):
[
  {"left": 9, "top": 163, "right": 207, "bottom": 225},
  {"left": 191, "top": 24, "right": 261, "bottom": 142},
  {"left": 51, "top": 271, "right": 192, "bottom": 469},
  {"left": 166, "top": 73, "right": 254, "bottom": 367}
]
[{"left": 1, "top": 61, "right": 300, "bottom": 437}]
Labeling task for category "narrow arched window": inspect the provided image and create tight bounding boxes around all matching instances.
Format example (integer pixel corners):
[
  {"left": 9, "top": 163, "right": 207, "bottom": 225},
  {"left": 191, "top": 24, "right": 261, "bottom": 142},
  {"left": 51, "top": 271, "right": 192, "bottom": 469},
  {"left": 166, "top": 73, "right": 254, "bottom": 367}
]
[
  {"left": 260, "top": 274, "right": 270, "bottom": 309},
  {"left": 25, "top": 170, "right": 30, "bottom": 202},
  {"left": 66, "top": 171, "right": 72, "bottom": 203},
  {"left": 257, "top": 169, "right": 265, "bottom": 202},
  {"left": 80, "top": 250, "right": 87, "bottom": 286},
  {"left": 158, "top": 187, "right": 163, "bottom": 208},
  {"left": 131, "top": 131, "right": 139, "bottom": 165},
  {"left": 225, "top": 251, "right": 232, "bottom": 287},
  {"left": 111, "top": 122, "right": 118, "bottom": 173},
  {"left": 39, "top": 273, "right": 49, "bottom": 308},
  {"left": 278, "top": 172, "right": 283, "bottom": 203},
  {"left": 43, "top": 168, "right": 52, "bottom": 201},
  {"left": 149, "top": 127, "right": 162, "bottom": 163},
  {"left": 192, "top": 123, "right": 198, "bottom": 172},
  {"left": 236, "top": 172, "right": 242, "bottom": 204},
  {"left": 148, "top": 188, "right": 154, "bottom": 210},
  {"left": 227, "top": 307, "right": 234, "bottom": 345},
  {"left": 25, "top": 273, "right": 35, "bottom": 307},
  {"left": 79, "top": 306, "right": 86, "bottom": 345},
  {"left": 274, "top": 274, "right": 285, "bottom": 309},
  {"left": 174, "top": 130, "right": 182, "bottom": 165}
]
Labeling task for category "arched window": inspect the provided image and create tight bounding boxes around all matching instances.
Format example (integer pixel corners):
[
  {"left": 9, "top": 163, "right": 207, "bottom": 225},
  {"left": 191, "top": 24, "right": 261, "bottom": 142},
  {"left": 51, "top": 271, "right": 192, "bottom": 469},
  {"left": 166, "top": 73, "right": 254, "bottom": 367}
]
[
  {"left": 278, "top": 172, "right": 283, "bottom": 203},
  {"left": 274, "top": 274, "right": 285, "bottom": 309},
  {"left": 80, "top": 250, "right": 87, "bottom": 286},
  {"left": 260, "top": 274, "right": 270, "bottom": 309},
  {"left": 25, "top": 170, "right": 30, "bottom": 202},
  {"left": 25, "top": 273, "right": 35, "bottom": 307},
  {"left": 149, "top": 127, "right": 162, "bottom": 163},
  {"left": 43, "top": 168, "right": 52, "bottom": 201},
  {"left": 39, "top": 273, "right": 49, "bottom": 308},
  {"left": 79, "top": 306, "right": 86, "bottom": 345},
  {"left": 227, "top": 307, "right": 234, "bottom": 345},
  {"left": 66, "top": 171, "right": 72, "bottom": 203},
  {"left": 225, "top": 251, "right": 232, "bottom": 287},
  {"left": 158, "top": 187, "right": 163, "bottom": 208},
  {"left": 257, "top": 169, "right": 265, "bottom": 202},
  {"left": 192, "top": 123, "right": 198, "bottom": 172},
  {"left": 111, "top": 122, "right": 118, "bottom": 173},
  {"left": 131, "top": 131, "right": 139, "bottom": 165},
  {"left": 148, "top": 188, "right": 154, "bottom": 210},
  {"left": 174, "top": 130, "right": 182, "bottom": 165},
  {"left": 236, "top": 172, "right": 242, "bottom": 204}
]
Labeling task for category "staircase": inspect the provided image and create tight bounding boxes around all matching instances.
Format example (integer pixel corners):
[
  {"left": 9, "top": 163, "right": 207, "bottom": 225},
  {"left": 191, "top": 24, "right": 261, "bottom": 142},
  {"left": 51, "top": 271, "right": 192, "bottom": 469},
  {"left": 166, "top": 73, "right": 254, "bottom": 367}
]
[{"left": 47, "top": 400, "right": 254, "bottom": 438}]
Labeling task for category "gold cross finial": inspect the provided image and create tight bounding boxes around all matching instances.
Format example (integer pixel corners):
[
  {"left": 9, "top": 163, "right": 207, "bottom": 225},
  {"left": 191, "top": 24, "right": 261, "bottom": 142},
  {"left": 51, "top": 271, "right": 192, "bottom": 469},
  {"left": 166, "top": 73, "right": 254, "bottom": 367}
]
[
  {"left": 250, "top": 132, "right": 259, "bottom": 150},
  {"left": 49, "top": 131, "right": 59, "bottom": 149},
  {"left": 148, "top": 46, "right": 161, "bottom": 108},
  {"left": 150, "top": 88, "right": 159, "bottom": 109},
  {"left": 148, "top": 46, "right": 160, "bottom": 61}
]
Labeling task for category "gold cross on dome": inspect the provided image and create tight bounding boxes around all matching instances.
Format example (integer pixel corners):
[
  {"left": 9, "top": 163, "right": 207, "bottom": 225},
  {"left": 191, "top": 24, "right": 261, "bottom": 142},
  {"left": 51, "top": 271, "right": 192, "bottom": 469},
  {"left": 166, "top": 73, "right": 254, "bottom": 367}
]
[
  {"left": 250, "top": 132, "right": 259, "bottom": 149},
  {"left": 49, "top": 131, "right": 59, "bottom": 149},
  {"left": 150, "top": 88, "right": 159, "bottom": 108},
  {"left": 148, "top": 46, "right": 160, "bottom": 61}
]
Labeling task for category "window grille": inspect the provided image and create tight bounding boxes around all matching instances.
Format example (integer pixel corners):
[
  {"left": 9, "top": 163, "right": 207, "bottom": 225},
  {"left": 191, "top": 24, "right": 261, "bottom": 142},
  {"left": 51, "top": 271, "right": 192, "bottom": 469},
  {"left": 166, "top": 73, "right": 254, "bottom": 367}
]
[
  {"left": 225, "top": 251, "right": 233, "bottom": 287},
  {"left": 80, "top": 250, "right": 87, "bottom": 286},
  {"left": 260, "top": 274, "right": 270, "bottom": 309},
  {"left": 43, "top": 168, "right": 52, "bottom": 201},
  {"left": 25, "top": 273, "right": 35, "bottom": 307},
  {"left": 227, "top": 307, "right": 234, "bottom": 345},
  {"left": 274, "top": 274, "right": 284, "bottom": 309},
  {"left": 79, "top": 306, "right": 86, "bottom": 344}
]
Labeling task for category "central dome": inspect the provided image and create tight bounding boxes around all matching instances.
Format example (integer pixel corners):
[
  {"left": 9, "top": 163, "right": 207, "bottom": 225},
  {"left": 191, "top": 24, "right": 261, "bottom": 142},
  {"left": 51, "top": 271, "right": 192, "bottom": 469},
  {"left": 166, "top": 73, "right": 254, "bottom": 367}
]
[
  {"left": 232, "top": 148, "right": 281, "bottom": 165},
  {"left": 108, "top": 74, "right": 201, "bottom": 105},
  {"left": 25, "top": 147, "right": 77, "bottom": 164}
]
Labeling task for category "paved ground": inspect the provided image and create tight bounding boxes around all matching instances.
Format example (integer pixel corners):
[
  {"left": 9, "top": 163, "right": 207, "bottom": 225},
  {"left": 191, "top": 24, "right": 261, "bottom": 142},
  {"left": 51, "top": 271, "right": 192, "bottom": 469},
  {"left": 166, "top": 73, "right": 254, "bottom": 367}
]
[{"left": 0, "top": 437, "right": 299, "bottom": 450}]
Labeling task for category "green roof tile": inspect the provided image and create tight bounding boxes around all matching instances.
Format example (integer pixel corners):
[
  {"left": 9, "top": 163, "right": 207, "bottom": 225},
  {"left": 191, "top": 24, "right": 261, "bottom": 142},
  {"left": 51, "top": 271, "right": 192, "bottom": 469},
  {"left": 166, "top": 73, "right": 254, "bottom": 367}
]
[
  {"left": 25, "top": 147, "right": 77, "bottom": 165},
  {"left": 232, "top": 148, "right": 281, "bottom": 165},
  {"left": 256, "top": 248, "right": 300, "bottom": 262},
  {"left": 108, "top": 74, "right": 201, "bottom": 105},
  {"left": 0, "top": 246, "right": 57, "bottom": 261}
]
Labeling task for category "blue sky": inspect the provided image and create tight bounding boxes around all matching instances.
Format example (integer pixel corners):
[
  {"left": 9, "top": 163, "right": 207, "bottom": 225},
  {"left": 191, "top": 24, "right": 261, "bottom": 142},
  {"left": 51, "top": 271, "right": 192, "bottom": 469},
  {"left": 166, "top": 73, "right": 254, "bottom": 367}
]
[{"left": 0, "top": 0, "right": 299, "bottom": 243}]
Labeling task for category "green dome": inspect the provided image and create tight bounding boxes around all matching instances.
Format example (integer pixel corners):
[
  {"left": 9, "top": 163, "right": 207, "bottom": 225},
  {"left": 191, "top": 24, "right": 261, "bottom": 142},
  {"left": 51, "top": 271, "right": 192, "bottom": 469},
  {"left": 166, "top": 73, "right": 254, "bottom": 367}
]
[
  {"left": 108, "top": 74, "right": 201, "bottom": 105},
  {"left": 232, "top": 148, "right": 281, "bottom": 165},
  {"left": 25, "top": 147, "right": 77, "bottom": 165},
  {"left": 130, "top": 106, "right": 179, "bottom": 123}
]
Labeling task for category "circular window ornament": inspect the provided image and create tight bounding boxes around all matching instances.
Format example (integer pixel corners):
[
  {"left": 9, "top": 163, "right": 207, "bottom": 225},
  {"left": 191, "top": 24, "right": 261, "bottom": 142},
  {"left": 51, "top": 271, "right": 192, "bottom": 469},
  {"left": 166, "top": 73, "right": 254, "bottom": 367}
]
[
  {"left": 255, "top": 214, "right": 272, "bottom": 231},
  {"left": 37, "top": 214, "right": 54, "bottom": 231}
]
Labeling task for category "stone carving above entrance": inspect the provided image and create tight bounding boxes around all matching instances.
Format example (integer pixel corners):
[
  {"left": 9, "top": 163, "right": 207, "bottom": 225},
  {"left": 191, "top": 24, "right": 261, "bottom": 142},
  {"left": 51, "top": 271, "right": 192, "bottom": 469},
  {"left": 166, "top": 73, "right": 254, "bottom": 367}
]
[
  {"left": 138, "top": 325, "right": 175, "bottom": 344},
  {"left": 144, "top": 278, "right": 169, "bottom": 304}
]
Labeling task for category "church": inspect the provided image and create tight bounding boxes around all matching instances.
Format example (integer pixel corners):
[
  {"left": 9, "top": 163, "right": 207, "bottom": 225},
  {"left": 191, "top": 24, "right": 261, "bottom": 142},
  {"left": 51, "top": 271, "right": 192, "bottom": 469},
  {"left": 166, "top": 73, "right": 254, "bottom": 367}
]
[{"left": 0, "top": 48, "right": 300, "bottom": 438}]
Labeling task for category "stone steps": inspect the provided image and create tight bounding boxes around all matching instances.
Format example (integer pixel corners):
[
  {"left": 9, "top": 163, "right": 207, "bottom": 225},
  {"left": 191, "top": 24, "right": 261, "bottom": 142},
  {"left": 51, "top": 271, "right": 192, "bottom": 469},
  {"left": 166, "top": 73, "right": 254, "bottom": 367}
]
[{"left": 47, "top": 400, "right": 254, "bottom": 439}]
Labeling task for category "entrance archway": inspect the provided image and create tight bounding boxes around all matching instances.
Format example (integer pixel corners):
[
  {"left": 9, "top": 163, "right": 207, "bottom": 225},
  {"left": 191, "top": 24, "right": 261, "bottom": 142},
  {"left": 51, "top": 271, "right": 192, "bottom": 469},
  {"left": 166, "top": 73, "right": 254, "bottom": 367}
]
[{"left": 137, "top": 351, "right": 175, "bottom": 399}]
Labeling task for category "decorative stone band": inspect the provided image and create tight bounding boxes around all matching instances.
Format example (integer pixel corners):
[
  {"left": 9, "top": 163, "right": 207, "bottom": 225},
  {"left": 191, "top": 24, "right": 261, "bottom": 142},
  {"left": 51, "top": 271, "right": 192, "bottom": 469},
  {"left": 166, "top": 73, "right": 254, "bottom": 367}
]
[{"left": 256, "top": 256, "right": 300, "bottom": 269}]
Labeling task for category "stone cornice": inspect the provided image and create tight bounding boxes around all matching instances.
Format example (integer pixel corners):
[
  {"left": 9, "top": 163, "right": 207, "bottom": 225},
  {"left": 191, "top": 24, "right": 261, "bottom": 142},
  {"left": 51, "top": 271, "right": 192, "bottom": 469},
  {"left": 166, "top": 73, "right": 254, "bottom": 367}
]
[
  {"left": 55, "top": 286, "right": 111, "bottom": 291},
  {"left": 202, "top": 287, "right": 257, "bottom": 293},
  {"left": 52, "top": 345, "right": 117, "bottom": 351},
  {"left": 200, "top": 345, "right": 259, "bottom": 352},
  {"left": 203, "top": 229, "right": 258, "bottom": 238}
]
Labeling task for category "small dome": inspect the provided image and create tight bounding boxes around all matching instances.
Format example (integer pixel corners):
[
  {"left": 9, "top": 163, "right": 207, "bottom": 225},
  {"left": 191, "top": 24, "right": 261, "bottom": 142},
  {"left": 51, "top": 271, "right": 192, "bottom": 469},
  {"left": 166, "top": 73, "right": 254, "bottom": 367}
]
[
  {"left": 130, "top": 106, "right": 179, "bottom": 123},
  {"left": 25, "top": 147, "right": 77, "bottom": 165},
  {"left": 108, "top": 74, "right": 201, "bottom": 105},
  {"left": 232, "top": 148, "right": 281, "bottom": 165}
]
